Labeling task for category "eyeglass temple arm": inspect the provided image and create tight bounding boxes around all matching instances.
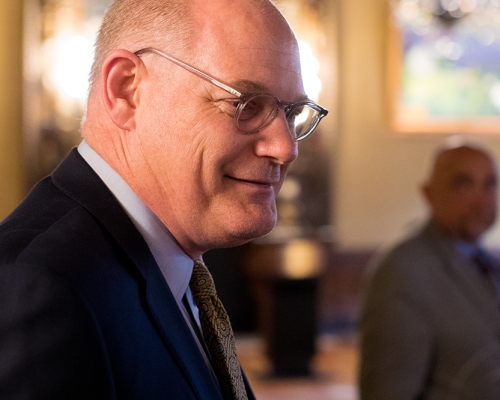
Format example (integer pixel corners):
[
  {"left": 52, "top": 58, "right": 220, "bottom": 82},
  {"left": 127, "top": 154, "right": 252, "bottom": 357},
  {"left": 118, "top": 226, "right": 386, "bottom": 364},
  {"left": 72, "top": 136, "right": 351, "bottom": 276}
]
[{"left": 134, "top": 48, "right": 243, "bottom": 98}]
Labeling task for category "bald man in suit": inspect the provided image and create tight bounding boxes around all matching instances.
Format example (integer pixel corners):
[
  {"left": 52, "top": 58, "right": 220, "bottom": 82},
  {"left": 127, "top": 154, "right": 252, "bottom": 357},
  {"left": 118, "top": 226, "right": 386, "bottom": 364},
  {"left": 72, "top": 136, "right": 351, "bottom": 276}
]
[{"left": 0, "top": 0, "right": 328, "bottom": 398}]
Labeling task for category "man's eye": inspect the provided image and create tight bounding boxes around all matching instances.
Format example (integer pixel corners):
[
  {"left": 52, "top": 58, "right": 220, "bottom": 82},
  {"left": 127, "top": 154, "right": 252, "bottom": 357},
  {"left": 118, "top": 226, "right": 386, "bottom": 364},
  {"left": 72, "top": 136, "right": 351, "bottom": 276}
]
[
  {"left": 238, "top": 100, "right": 264, "bottom": 121},
  {"left": 288, "top": 104, "right": 305, "bottom": 118},
  {"left": 217, "top": 96, "right": 268, "bottom": 121},
  {"left": 217, "top": 99, "right": 240, "bottom": 116},
  {"left": 451, "top": 176, "right": 473, "bottom": 191},
  {"left": 287, "top": 108, "right": 301, "bottom": 122}
]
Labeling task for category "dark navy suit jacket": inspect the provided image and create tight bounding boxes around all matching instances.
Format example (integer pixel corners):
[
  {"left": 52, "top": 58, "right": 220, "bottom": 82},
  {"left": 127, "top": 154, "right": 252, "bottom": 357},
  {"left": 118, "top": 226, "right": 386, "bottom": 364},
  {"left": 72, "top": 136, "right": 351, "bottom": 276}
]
[{"left": 0, "top": 149, "right": 255, "bottom": 399}]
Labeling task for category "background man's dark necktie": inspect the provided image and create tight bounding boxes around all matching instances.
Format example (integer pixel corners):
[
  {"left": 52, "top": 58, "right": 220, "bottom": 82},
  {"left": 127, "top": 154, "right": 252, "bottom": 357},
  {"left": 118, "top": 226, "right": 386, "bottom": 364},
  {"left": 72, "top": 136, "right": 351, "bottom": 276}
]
[{"left": 473, "top": 248, "right": 500, "bottom": 302}]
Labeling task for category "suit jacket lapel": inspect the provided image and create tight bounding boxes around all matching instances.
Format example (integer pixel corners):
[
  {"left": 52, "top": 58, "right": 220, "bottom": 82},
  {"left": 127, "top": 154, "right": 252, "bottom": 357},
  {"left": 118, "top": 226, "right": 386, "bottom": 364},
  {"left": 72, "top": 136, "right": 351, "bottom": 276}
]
[
  {"left": 51, "top": 149, "right": 223, "bottom": 399},
  {"left": 424, "top": 222, "right": 500, "bottom": 334}
]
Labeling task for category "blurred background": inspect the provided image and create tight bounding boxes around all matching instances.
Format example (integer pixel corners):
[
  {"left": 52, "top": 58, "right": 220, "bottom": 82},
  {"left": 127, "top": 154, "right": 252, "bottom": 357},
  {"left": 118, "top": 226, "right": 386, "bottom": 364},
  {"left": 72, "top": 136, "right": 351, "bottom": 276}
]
[{"left": 1, "top": 0, "right": 500, "bottom": 398}]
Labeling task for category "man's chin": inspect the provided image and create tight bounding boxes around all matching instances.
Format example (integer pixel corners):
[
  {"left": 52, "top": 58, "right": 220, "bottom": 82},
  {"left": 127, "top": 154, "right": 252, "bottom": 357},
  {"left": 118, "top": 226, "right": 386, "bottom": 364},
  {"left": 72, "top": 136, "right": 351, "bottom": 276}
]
[
  {"left": 200, "top": 204, "right": 277, "bottom": 249},
  {"left": 461, "top": 223, "right": 494, "bottom": 243},
  {"left": 214, "top": 229, "right": 273, "bottom": 250},
  {"left": 241, "top": 222, "right": 275, "bottom": 242},
  {"left": 229, "top": 217, "right": 276, "bottom": 245}
]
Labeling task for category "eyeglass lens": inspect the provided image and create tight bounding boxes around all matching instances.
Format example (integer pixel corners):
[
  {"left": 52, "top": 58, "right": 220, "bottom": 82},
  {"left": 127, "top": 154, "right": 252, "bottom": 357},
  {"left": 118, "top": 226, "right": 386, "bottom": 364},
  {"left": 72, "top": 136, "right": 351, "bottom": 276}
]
[{"left": 235, "top": 93, "right": 323, "bottom": 141}]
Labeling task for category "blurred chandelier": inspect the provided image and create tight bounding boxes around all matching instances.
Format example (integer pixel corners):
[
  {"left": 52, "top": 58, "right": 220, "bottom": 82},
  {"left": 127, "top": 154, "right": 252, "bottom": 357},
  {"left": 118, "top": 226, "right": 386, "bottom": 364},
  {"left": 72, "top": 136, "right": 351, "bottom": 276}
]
[{"left": 390, "top": 0, "right": 500, "bottom": 54}]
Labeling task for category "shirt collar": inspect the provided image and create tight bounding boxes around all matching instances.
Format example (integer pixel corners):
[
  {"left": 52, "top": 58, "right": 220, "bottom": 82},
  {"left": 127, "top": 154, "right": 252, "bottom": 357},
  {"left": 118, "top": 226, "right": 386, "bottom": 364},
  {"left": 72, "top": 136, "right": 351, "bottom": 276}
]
[{"left": 78, "top": 140, "right": 193, "bottom": 304}]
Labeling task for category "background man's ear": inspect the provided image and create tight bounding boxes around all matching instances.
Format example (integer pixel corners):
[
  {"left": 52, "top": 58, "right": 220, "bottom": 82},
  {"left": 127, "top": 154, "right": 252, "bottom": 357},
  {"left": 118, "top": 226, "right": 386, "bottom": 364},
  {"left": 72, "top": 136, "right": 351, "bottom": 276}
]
[
  {"left": 101, "top": 49, "right": 142, "bottom": 131},
  {"left": 421, "top": 182, "right": 433, "bottom": 204}
]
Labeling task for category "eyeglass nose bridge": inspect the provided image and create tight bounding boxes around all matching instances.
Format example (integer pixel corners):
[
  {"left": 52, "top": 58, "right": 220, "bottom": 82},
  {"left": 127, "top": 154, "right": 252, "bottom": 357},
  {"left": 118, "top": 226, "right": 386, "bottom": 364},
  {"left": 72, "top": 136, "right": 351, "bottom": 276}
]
[
  {"left": 257, "top": 98, "right": 295, "bottom": 137},
  {"left": 280, "top": 101, "right": 294, "bottom": 117},
  {"left": 266, "top": 97, "right": 297, "bottom": 125},
  {"left": 235, "top": 96, "right": 281, "bottom": 134}
]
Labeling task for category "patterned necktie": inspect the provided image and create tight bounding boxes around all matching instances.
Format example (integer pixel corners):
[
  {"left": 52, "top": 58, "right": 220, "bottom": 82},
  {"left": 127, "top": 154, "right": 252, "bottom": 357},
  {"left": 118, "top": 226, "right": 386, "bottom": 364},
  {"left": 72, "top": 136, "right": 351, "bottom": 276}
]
[{"left": 189, "top": 261, "right": 248, "bottom": 400}]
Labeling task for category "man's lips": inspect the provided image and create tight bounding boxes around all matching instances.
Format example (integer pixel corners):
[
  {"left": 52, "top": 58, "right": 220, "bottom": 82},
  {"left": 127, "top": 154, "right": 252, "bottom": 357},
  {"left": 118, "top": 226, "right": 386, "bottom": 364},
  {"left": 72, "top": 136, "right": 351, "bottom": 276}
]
[{"left": 226, "top": 176, "right": 279, "bottom": 186}]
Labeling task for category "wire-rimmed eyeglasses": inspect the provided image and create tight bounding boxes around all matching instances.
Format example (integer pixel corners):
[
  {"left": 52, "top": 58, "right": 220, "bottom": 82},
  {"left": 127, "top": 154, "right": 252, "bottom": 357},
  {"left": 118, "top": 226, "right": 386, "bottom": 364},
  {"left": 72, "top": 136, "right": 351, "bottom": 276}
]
[{"left": 134, "top": 47, "right": 328, "bottom": 141}]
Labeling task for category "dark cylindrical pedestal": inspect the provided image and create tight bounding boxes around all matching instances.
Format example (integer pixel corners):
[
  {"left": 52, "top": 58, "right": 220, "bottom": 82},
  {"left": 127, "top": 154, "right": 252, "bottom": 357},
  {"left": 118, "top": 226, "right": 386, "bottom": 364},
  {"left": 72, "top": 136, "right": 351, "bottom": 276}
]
[{"left": 245, "top": 239, "right": 325, "bottom": 377}]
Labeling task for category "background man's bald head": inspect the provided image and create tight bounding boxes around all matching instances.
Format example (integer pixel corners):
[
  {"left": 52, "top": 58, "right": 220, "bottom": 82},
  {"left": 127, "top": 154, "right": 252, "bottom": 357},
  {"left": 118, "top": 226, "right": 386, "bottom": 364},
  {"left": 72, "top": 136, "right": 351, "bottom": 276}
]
[
  {"left": 422, "top": 145, "right": 497, "bottom": 243},
  {"left": 427, "top": 146, "right": 496, "bottom": 188}
]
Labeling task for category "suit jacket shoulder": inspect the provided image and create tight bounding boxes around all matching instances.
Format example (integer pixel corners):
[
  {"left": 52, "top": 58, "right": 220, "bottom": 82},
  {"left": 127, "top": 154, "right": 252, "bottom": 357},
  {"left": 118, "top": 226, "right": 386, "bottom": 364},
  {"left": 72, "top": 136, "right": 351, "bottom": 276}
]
[
  {"left": 363, "top": 222, "right": 446, "bottom": 306},
  {"left": 360, "top": 220, "right": 500, "bottom": 400},
  {"left": 0, "top": 149, "right": 225, "bottom": 400}
]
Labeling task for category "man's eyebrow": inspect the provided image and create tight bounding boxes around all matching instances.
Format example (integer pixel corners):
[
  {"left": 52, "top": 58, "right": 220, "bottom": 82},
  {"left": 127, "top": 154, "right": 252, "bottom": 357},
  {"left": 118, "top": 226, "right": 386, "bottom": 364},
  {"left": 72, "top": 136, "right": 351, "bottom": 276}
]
[
  {"left": 231, "top": 79, "right": 309, "bottom": 102},
  {"left": 450, "top": 173, "right": 473, "bottom": 185},
  {"left": 295, "top": 93, "right": 309, "bottom": 102},
  {"left": 232, "top": 79, "right": 270, "bottom": 93}
]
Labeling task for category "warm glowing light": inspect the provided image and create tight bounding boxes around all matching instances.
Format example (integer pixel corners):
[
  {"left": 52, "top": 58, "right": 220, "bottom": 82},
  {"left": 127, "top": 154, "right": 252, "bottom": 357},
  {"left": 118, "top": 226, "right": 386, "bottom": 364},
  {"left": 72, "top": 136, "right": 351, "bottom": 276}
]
[
  {"left": 282, "top": 239, "right": 324, "bottom": 279},
  {"left": 400, "top": 0, "right": 420, "bottom": 20},
  {"left": 407, "top": 46, "right": 437, "bottom": 75},
  {"left": 298, "top": 41, "right": 322, "bottom": 101},
  {"left": 279, "top": 177, "right": 301, "bottom": 200},
  {"left": 490, "top": 81, "right": 500, "bottom": 111},
  {"left": 51, "top": 34, "right": 94, "bottom": 99}
]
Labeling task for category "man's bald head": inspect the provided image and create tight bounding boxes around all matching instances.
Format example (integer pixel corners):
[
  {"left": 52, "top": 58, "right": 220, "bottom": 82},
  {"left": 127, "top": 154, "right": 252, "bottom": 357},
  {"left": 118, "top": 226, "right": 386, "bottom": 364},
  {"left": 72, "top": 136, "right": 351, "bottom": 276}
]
[
  {"left": 88, "top": 0, "right": 193, "bottom": 93},
  {"left": 422, "top": 145, "right": 497, "bottom": 243},
  {"left": 82, "top": 0, "right": 303, "bottom": 258},
  {"left": 88, "top": 0, "right": 286, "bottom": 94}
]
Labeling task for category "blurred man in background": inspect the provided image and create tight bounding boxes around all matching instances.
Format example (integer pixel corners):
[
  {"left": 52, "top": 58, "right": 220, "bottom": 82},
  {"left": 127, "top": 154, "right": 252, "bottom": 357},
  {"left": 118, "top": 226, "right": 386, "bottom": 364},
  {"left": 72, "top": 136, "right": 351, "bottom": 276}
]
[{"left": 360, "top": 145, "right": 500, "bottom": 399}]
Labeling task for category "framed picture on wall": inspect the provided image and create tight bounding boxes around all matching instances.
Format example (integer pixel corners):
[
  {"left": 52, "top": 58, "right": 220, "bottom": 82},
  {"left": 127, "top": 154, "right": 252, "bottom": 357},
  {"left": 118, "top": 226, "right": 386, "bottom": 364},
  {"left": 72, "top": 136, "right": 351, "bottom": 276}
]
[{"left": 388, "top": 1, "right": 500, "bottom": 134}]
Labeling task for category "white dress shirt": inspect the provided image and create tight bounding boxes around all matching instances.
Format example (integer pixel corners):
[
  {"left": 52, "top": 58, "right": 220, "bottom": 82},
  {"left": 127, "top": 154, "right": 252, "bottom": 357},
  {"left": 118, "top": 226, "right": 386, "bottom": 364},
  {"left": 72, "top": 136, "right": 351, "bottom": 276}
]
[{"left": 77, "top": 140, "right": 214, "bottom": 374}]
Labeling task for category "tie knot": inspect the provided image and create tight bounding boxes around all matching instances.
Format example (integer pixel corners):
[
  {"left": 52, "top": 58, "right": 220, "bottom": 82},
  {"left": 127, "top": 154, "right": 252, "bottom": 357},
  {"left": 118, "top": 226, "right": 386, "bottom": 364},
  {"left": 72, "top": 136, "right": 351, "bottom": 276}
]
[{"left": 190, "top": 261, "right": 217, "bottom": 298}]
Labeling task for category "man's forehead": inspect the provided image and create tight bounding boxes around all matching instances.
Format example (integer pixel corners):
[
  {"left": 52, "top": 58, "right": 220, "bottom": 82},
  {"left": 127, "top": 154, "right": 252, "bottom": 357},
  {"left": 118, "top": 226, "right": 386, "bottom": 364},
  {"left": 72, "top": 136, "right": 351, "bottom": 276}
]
[
  {"left": 190, "top": 0, "right": 298, "bottom": 62},
  {"left": 188, "top": 0, "right": 303, "bottom": 96},
  {"left": 435, "top": 148, "right": 490, "bottom": 172},
  {"left": 444, "top": 159, "right": 496, "bottom": 181},
  {"left": 210, "top": 44, "right": 303, "bottom": 97},
  {"left": 198, "top": 36, "right": 301, "bottom": 73}
]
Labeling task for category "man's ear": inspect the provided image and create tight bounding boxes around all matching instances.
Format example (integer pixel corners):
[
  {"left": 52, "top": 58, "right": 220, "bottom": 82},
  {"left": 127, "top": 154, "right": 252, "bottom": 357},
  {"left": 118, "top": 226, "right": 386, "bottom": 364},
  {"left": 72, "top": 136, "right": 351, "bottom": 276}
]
[{"left": 101, "top": 49, "right": 143, "bottom": 131}]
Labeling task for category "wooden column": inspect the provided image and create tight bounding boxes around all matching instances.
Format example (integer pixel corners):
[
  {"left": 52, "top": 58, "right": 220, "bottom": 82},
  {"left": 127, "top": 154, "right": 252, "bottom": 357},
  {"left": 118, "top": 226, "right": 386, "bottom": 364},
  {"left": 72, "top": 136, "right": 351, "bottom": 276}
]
[{"left": 0, "top": 0, "right": 25, "bottom": 220}]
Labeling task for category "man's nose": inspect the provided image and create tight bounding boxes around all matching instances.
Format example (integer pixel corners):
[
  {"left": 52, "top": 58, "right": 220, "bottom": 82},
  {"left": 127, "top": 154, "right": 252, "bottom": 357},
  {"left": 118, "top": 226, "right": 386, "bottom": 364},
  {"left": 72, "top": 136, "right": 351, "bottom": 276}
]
[{"left": 253, "top": 112, "right": 298, "bottom": 165}]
